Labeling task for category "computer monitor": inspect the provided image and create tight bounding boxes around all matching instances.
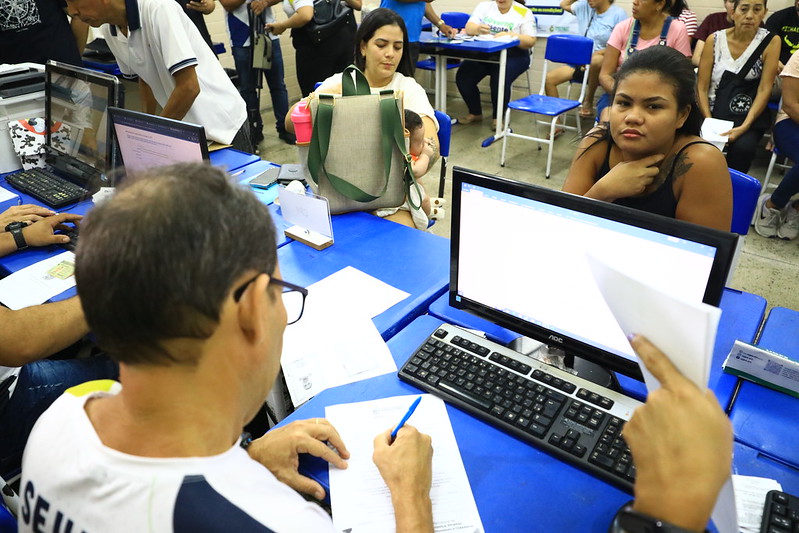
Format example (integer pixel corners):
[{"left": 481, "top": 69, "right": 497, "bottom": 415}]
[
  {"left": 45, "top": 61, "right": 123, "bottom": 186},
  {"left": 449, "top": 167, "right": 737, "bottom": 381},
  {"left": 108, "top": 107, "right": 209, "bottom": 174}
]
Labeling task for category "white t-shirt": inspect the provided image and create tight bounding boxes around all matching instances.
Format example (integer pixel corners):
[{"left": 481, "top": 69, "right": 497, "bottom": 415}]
[
  {"left": 467, "top": 1, "right": 536, "bottom": 37},
  {"left": 19, "top": 381, "right": 335, "bottom": 533},
  {"left": 318, "top": 72, "right": 439, "bottom": 131},
  {"left": 282, "top": 0, "right": 313, "bottom": 18},
  {"left": 100, "top": 0, "right": 247, "bottom": 144}
]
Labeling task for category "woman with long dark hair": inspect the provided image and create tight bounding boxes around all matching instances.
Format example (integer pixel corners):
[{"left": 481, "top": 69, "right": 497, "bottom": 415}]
[{"left": 563, "top": 46, "right": 732, "bottom": 231}]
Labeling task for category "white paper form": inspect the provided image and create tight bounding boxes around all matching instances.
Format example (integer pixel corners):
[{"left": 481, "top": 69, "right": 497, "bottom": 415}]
[
  {"left": 0, "top": 251, "right": 76, "bottom": 310},
  {"left": 733, "top": 475, "right": 782, "bottom": 533},
  {"left": 586, "top": 256, "right": 737, "bottom": 533},
  {"left": 280, "top": 267, "right": 409, "bottom": 406},
  {"left": 701, "top": 118, "right": 735, "bottom": 151},
  {"left": 326, "top": 395, "right": 483, "bottom": 533},
  {"left": 0, "top": 186, "right": 18, "bottom": 203}
]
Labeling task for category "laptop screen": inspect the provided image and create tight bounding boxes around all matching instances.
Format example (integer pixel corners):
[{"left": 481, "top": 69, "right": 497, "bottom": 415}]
[
  {"left": 450, "top": 167, "right": 736, "bottom": 379},
  {"left": 45, "top": 61, "right": 122, "bottom": 182},
  {"left": 108, "top": 107, "right": 209, "bottom": 174}
]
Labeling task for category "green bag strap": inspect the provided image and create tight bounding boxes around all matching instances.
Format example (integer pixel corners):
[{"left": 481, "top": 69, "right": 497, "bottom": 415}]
[
  {"left": 307, "top": 94, "right": 334, "bottom": 188},
  {"left": 341, "top": 64, "right": 371, "bottom": 96},
  {"left": 383, "top": 97, "right": 422, "bottom": 211}
]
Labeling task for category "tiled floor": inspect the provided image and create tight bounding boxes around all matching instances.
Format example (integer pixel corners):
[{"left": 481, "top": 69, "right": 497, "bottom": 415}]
[{"left": 257, "top": 97, "right": 799, "bottom": 314}]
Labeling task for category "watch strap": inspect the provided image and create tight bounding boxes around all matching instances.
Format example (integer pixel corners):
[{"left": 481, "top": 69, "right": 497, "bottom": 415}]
[
  {"left": 609, "top": 504, "right": 705, "bottom": 533},
  {"left": 8, "top": 225, "right": 27, "bottom": 250}
]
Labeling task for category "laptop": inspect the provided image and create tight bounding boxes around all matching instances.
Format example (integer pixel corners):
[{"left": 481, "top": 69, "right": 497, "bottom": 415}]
[
  {"left": 108, "top": 107, "right": 209, "bottom": 174},
  {"left": 5, "top": 61, "right": 123, "bottom": 208}
]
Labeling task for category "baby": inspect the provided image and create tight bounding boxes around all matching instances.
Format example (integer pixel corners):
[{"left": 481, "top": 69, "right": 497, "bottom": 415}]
[{"left": 404, "top": 110, "right": 436, "bottom": 221}]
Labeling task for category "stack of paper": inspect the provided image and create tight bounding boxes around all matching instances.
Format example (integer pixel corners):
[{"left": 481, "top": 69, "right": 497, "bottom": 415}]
[
  {"left": 0, "top": 251, "right": 76, "bottom": 310},
  {"left": 280, "top": 267, "right": 409, "bottom": 406},
  {"left": 326, "top": 395, "right": 483, "bottom": 533}
]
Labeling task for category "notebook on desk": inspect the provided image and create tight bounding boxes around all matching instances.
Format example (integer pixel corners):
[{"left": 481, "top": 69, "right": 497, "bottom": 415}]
[{"left": 398, "top": 166, "right": 737, "bottom": 492}]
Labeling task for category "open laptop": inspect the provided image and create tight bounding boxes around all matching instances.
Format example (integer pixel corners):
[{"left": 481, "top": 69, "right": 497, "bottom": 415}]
[
  {"left": 5, "top": 61, "right": 123, "bottom": 208},
  {"left": 108, "top": 107, "right": 209, "bottom": 174}
]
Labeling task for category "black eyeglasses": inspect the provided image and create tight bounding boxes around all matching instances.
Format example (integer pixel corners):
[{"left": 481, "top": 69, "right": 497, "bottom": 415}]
[{"left": 233, "top": 275, "right": 308, "bottom": 325}]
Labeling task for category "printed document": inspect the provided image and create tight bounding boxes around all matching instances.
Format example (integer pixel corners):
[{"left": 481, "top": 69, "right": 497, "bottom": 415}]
[
  {"left": 280, "top": 267, "right": 409, "bottom": 406},
  {"left": 586, "top": 255, "right": 736, "bottom": 533},
  {"left": 0, "top": 251, "right": 76, "bottom": 310},
  {"left": 326, "top": 395, "right": 483, "bottom": 533}
]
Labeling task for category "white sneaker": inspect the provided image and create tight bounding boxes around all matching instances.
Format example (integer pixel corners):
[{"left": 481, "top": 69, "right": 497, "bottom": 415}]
[
  {"left": 754, "top": 194, "right": 781, "bottom": 238},
  {"left": 778, "top": 204, "right": 799, "bottom": 240}
]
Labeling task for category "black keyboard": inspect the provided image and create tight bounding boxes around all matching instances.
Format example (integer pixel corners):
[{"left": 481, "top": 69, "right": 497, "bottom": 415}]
[
  {"left": 398, "top": 323, "right": 643, "bottom": 492},
  {"left": 761, "top": 490, "right": 799, "bottom": 533},
  {"left": 6, "top": 168, "right": 88, "bottom": 209}
]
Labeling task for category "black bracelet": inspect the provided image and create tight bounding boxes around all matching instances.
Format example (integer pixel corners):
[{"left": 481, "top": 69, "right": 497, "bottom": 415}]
[{"left": 240, "top": 431, "right": 252, "bottom": 451}]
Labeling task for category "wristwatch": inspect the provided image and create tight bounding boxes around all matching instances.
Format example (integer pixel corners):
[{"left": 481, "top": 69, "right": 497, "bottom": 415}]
[
  {"left": 4, "top": 221, "right": 28, "bottom": 250},
  {"left": 609, "top": 504, "right": 705, "bottom": 533}
]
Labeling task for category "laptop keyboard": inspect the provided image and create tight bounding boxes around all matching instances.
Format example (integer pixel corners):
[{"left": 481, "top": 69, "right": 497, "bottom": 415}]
[
  {"left": 6, "top": 168, "right": 88, "bottom": 209},
  {"left": 398, "top": 323, "right": 643, "bottom": 492}
]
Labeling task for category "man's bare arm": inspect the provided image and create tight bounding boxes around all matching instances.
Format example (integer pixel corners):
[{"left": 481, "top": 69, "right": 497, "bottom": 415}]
[{"left": 0, "top": 297, "right": 88, "bottom": 366}]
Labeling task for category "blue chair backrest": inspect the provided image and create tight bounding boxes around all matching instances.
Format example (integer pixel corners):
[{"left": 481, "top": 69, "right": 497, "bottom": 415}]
[
  {"left": 434, "top": 110, "right": 451, "bottom": 158},
  {"left": 729, "top": 168, "right": 761, "bottom": 235},
  {"left": 545, "top": 34, "right": 594, "bottom": 66},
  {"left": 441, "top": 12, "right": 470, "bottom": 30}
]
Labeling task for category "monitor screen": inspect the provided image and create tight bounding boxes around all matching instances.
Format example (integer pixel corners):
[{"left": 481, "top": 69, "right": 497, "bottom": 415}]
[
  {"left": 108, "top": 107, "right": 209, "bottom": 174},
  {"left": 450, "top": 167, "right": 736, "bottom": 380},
  {"left": 45, "top": 61, "right": 122, "bottom": 181}
]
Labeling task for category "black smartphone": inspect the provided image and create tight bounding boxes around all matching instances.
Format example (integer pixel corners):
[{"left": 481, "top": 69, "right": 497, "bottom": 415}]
[
  {"left": 277, "top": 164, "right": 304, "bottom": 185},
  {"left": 249, "top": 167, "right": 280, "bottom": 189}
]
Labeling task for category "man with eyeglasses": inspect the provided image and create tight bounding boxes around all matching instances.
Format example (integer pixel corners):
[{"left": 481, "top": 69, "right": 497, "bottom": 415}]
[{"left": 17, "top": 163, "right": 434, "bottom": 532}]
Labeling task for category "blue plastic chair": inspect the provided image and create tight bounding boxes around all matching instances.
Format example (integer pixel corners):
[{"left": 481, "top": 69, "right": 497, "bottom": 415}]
[
  {"left": 0, "top": 504, "right": 15, "bottom": 533},
  {"left": 728, "top": 168, "right": 761, "bottom": 282},
  {"left": 730, "top": 168, "right": 761, "bottom": 235},
  {"left": 434, "top": 110, "right": 452, "bottom": 197},
  {"left": 416, "top": 12, "right": 471, "bottom": 73},
  {"left": 499, "top": 34, "right": 594, "bottom": 178}
]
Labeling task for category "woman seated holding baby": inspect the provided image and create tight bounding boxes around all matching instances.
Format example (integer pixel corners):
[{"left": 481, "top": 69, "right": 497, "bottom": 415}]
[
  {"left": 563, "top": 46, "right": 732, "bottom": 232},
  {"left": 286, "top": 8, "right": 438, "bottom": 229}
]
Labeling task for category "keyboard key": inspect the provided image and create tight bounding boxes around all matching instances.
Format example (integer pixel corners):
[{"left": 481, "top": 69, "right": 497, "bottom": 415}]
[{"left": 433, "top": 329, "right": 447, "bottom": 338}]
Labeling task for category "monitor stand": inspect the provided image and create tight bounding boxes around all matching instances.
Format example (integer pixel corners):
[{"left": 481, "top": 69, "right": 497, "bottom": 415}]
[{"left": 507, "top": 336, "right": 620, "bottom": 390}]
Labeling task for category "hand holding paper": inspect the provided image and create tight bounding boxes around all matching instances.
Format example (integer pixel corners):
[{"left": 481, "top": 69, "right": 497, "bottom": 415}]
[
  {"left": 624, "top": 335, "right": 734, "bottom": 532},
  {"left": 586, "top": 255, "right": 736, "bottom": 533}
]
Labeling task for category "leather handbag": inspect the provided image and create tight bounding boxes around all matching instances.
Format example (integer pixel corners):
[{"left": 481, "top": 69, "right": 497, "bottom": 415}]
[
  {"left": 304, "top": 0, "right": 354, "bottom": 44},
  {"left": 302, "top": 65, "right": 419, "bottom": 215},
  {"left": 712, "top": 33, "right": 774, "bottom": 130}
]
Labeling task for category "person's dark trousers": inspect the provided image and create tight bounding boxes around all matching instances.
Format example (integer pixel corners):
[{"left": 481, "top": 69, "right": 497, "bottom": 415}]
[
  {"left": 725, "top": 126, "right": 767, "bottom": 174},
  {"left": 230, "top": 119, "right": 254, "bottom": 153},
  {"left": 408, "top": 41, "right": 420, "bottom": 75},
  {"left": 770, "top": 118, "right": 799, "bottom": 208},
  {"left": 455, "top": 48, "right": 530, "bottom": 118},
  {"left": 0, "top": 355, "right": 119, "bottom": 477},
  {"left": 261, "top": 38, "right": 291, "bottom": 139},
  {"left": 294, "top": 31, "right": 355, "bottom": 97},
  {"left": 232, "top": 45, "right": 264, "bottom": 145}
]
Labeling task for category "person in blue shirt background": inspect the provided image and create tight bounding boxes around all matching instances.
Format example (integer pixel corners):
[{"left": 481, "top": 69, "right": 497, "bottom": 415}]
[
  {"left": 380, "top": 0, "right": 457, "bottom": 73},
  {"left": 545, "top": 0, "right": 627, "bottom": 121}
]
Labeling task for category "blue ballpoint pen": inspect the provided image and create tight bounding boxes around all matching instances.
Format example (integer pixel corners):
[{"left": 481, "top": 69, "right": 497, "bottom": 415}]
[{"left": 390, "top": 396, "right": 422, "bottom": 443}]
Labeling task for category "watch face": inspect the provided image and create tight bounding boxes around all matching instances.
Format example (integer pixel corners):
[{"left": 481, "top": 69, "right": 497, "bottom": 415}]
[{"left": 4, "top": 221, "right": 26, "bottom": 232}]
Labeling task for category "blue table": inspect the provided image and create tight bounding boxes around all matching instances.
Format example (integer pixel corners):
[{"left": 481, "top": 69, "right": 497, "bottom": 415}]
[
  {"left": 208, "top": 148, "right": 260, "bottom": 173},
  {"left": 278, "top": 315, "right": 799, "bottom": 531},
  {"left": 730, "top": 307, "right": 799, "bottom": 470},
  {"left": 277, "top": 212, "right": 449, "bottom": 341},
  {"left": 419, "top": 32, "right": 521, "bottom": 143},
  {"left": 427, "top": 288, "right": 767, "bottom": 407}
]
